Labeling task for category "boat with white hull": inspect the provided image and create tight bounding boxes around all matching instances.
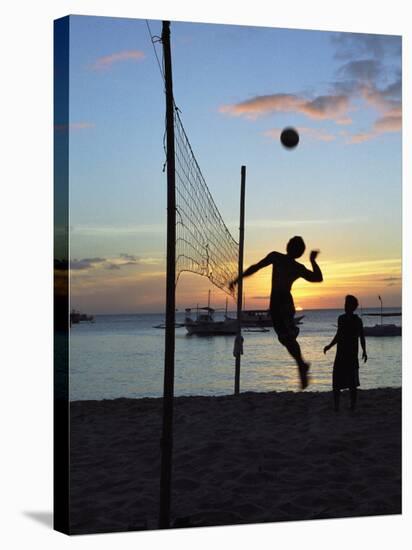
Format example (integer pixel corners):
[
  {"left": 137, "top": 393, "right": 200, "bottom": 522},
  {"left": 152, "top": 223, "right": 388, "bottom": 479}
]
[
  {"left": 185, "top": 307, "right": 237, "bottom": 335},
  {"left": 184, "top": 291, "right": 238, "bottom": 335}
]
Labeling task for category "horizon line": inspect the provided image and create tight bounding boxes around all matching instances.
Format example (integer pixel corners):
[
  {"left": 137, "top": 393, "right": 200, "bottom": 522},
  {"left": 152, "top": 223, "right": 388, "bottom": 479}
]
[{"left": 77, "top": 305, "right": 402, "bottom": 316}]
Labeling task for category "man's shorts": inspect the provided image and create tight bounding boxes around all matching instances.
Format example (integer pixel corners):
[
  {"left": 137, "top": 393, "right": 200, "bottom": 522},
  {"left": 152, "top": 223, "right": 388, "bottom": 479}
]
[{"left": 270, "top": 290, "right": 299, "bottom": 346}]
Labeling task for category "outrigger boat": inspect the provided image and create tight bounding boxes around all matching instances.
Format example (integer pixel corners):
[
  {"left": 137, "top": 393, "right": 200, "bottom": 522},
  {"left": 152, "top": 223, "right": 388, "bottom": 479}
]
[
  {"left": 362, "top": 296, "right": 401, "bottom": 337},
  {"left": 363, "top": 323, "right": 401, "bottom": 337},
  {"left": 180, "top": 293, "right": 305, "bottom": 335},
  {"left": 184, "top": 307, "right": 237, "bottom": 335},
  {"left": 184, "top": 291, "right": 237, "bottom": 336}
]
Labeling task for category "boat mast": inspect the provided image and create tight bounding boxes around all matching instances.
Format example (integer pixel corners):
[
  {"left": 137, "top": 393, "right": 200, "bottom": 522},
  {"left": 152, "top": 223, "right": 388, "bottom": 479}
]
[{"left": 379, "top": 295, "right": 383, "bottom": 325}]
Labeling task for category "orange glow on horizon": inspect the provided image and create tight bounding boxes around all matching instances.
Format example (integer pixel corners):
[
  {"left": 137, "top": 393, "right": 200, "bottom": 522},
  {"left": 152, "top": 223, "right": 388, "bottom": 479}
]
[
  {"left": 240, "top": 256, "right": 401, "bottom": 310},
  {"left": 70, "top": 255, "right": 401, "bottom": 314}
]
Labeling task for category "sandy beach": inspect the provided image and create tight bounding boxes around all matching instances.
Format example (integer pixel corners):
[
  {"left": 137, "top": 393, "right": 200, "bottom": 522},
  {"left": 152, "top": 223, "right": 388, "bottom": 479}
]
[{"left": 69, "top": 388, "right": 401, "bottom": 534}]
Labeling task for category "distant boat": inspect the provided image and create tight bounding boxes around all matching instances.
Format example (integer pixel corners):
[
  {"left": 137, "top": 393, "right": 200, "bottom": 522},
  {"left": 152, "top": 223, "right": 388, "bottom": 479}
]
[
  {"left": 363, "top": 312, "right": 401, "bottom": 317},
  {"left": 363, "top": 324, "right": 401, "bottom": 337},
  {"left": 70, "top": 309, "right": 94, "bottom": 325},
  {"left": 362, "top": 296, "right": 401, "bottom": 337},
  {"left": 184, "top": 291, "right": 237, "bottom": 335},
  {"left": 185, "top": 306, "right": 237, "bottom": 335}
]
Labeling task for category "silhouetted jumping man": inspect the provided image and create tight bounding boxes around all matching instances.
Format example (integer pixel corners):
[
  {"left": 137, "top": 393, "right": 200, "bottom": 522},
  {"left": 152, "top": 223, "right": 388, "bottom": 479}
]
[{"left": 230, "top": 236, "right": 323, "bottom": 389}]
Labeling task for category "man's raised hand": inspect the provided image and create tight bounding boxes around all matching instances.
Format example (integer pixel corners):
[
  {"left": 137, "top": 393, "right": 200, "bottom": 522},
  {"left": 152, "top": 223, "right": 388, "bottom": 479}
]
[{"left": 310, "top": 250, "right": 320, "bottom": 262}]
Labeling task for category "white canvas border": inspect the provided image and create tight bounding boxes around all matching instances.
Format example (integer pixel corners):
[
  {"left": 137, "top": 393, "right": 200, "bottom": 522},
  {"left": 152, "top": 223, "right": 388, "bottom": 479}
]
[{"left": 0, "top": 1, "right": 409, "bottom": 549}]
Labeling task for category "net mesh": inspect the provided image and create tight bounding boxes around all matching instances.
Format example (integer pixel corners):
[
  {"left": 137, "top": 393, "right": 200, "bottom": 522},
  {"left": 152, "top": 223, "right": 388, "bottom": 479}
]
[{"left": 174, "top": 109, "right": 239, "bottom": 299}]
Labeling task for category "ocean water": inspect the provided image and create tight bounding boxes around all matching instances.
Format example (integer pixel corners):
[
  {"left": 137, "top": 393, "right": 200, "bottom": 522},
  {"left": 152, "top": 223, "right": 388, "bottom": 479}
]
[{"left": 69, "top": 308, "right": 401, "bottom": 401}]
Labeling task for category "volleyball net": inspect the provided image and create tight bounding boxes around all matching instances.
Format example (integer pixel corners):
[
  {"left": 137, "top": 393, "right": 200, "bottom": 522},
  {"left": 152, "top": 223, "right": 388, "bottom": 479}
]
[{"left": 174, "top": 109, "right": 239, "bottom": 299}]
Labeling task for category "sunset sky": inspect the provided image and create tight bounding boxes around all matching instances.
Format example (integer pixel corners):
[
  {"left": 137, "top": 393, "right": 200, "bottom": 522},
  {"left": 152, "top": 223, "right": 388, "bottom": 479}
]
[{"left": 66, "top": 16, "right": 402, "bottom": 314}]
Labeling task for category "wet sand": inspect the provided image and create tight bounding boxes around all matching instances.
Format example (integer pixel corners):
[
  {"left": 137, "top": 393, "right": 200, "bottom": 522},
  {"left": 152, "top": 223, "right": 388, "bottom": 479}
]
[{"left": 69, "top": 387, "right": 401, "bottom": 534}]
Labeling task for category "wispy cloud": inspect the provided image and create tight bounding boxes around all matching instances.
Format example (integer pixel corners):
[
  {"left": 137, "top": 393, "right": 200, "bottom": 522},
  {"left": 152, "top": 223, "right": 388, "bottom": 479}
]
[
  {"left": 332, "top": 69, "right": 401, "bottom": 144},
  {"left": 331, "top": 34, "right": 402, "bottom": 144},
  {"left": 70, "top": 257, "right": 106, "bottom": 270},
  {"left": 331, "top": 33, "right": 401, "bottom": 61},
  {"left": 119, "top": 253, "right": 139, "bottom": 262},
  {"left": 338, "top": 59, "right": 382, "bottom": 82},
  {"left": 374, "top": 113, "right": 402, "bottom": 132},
  {"left": 344, "top": 109, "right": 402, "bottom": 144},
  {"left": 91, "top": 50, "right": 145, "bottom": 71},
  {"left": 220, "top": 33, "right": 401, "bottom": 146},
  {"left": 360, "top": 82, "right": 401, "bottom": 113},
  {"left": 344, "top": 132, "right": 371, "bottom": 144},
  {"left": 70, "top": 254, "right": 163, "bottom": 272},
  {"left": 220, "top": 93, "right": 351, "bottom": 123}
]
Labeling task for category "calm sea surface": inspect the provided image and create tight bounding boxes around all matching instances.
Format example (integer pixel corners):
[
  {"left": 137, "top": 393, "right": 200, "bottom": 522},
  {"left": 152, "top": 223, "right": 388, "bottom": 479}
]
[{"left": 69, "top": 308, "right": 401, "bottom": 401}]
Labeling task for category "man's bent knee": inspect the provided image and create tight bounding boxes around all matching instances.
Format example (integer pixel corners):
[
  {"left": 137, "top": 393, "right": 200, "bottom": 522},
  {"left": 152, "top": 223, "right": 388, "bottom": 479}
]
[{"left": 278, "top": 334, "right": 297, "bottom": 348}]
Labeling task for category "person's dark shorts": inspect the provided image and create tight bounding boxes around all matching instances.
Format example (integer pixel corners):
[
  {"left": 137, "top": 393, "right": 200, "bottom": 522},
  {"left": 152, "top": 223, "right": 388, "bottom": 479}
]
[{"left": 270, "top": 290, "right": 299, "bottom": 345}]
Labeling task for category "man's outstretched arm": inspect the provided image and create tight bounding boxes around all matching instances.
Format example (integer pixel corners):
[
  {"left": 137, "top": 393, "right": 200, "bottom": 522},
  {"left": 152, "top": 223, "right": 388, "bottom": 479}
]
[
  {"left": 229, "top": 252, "right": 275, "bottom": 290},
  {"left": 300, "top": 250, "right": 323, "bottom": 283}
]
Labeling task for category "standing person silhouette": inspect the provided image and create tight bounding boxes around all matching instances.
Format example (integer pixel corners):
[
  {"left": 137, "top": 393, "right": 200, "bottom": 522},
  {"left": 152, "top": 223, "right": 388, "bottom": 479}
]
[
  {"left": 229, "top": 236, "right": 323, "bottom": 389},
  {"left": 324, "top": 295, "right": 367, "bottom": 411}
]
